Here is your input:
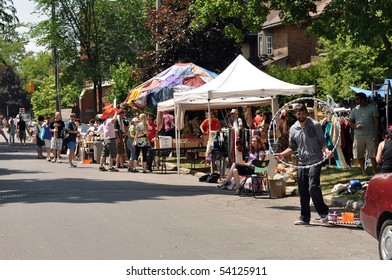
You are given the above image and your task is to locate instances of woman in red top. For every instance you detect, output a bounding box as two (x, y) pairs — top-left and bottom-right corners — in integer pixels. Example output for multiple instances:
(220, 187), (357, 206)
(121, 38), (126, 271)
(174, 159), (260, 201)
(199, 110), (221, 135)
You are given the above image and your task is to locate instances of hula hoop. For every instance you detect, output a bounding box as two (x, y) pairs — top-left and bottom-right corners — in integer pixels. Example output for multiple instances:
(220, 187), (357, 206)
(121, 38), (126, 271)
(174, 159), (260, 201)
(267, 97), (341, 169)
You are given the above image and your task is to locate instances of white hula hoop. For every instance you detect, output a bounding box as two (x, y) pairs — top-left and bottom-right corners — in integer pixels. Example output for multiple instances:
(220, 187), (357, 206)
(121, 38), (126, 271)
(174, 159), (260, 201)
(267, 97), (341, 169)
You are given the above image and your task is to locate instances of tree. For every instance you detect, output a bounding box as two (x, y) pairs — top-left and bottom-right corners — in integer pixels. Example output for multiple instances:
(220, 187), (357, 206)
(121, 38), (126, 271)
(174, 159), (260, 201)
(142, 0), (242, 77)
(0, 0), (18, 37)
(191, 0), (392, 72)
(315, 36), (387, 101)
(0, 63), (30, 117)
(17, 51), (52, 89)
(190, 0), (288, 42)
(105, 61), (140, 104)
(0, 0), (27, 66)
(33, 0), (154, 114)
(30, 76), (57, 117)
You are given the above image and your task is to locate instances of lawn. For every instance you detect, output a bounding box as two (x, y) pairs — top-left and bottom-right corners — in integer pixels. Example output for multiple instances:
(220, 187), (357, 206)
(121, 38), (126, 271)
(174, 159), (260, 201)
(320, 165), (373, 191)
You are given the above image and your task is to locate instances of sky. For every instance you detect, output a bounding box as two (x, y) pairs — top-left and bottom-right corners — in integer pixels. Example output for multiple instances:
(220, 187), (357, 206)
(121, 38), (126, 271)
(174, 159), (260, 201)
(13, 0), (48, 53)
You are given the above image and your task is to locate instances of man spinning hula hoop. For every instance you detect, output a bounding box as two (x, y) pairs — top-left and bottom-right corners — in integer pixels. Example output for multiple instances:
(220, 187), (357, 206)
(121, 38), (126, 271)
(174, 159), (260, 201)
(274, 103), (332, 225)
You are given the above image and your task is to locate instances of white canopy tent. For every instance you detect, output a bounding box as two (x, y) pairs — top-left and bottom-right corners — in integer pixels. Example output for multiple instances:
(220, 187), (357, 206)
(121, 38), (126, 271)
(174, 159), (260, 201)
(157, 54), (315, 127)
(156, 54), (315, 173)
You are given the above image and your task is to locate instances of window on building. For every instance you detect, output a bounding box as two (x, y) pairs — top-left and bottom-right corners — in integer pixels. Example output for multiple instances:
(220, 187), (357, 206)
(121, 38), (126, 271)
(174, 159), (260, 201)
(266, 36), (273, 56)
(258, 32), (273, 57)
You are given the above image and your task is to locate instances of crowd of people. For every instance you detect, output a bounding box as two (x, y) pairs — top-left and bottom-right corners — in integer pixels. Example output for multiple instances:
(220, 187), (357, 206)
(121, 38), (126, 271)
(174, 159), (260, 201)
(2, 92), (392, 226)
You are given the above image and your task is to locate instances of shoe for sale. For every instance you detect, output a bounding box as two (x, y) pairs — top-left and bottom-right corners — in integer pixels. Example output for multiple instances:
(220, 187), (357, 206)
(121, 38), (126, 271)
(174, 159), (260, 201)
(294, 217), (310, 225)
(108, 167), (119, 172)
(319, 214), (328, 223)
(99, 166), (107, 172)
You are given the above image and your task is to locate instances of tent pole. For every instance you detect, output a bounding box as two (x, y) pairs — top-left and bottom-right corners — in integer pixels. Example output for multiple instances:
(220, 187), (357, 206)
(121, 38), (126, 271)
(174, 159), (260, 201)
(207, 91), (213, 174)
(387, 81), (391, 131)
(175, 105), (180, 174)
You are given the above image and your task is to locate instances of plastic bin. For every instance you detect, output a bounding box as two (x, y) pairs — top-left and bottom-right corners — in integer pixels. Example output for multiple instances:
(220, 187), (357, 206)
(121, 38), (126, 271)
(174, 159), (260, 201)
(159, 136), (172, 149)
(93, 141), (103, 163)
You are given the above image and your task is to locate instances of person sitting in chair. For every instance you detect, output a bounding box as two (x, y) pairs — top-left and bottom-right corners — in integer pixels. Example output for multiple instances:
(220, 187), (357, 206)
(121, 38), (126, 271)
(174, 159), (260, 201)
(217, 136), (266, 193)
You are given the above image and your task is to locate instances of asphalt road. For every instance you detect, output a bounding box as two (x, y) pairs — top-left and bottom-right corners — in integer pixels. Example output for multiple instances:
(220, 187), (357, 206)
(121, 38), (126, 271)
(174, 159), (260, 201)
(0, 140), (379, 260)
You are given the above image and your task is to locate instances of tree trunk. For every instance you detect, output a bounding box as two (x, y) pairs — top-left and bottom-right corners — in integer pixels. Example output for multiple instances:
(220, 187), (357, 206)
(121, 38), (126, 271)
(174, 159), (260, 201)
(97, 77), (103, 113)
(93, 82), (97, 116)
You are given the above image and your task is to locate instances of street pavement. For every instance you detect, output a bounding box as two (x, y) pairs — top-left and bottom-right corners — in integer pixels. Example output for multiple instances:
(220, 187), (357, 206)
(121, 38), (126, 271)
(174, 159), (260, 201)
(0, 138), (379, 260)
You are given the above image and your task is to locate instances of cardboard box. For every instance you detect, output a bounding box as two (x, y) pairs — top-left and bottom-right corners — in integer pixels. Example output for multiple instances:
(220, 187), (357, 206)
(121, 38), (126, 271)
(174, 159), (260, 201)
(159, 136), (172, 149)
(268, 179), (286, 198)
(201, 135), (209, 146)
(185, 140), (200, 148)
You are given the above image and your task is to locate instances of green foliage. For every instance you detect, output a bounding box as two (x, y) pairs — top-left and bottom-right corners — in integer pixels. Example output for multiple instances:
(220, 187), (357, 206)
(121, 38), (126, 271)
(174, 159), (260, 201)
(0, 0), (18, 36)
(32, 0), (154, 113)
(190, 0), (270, 42)
(0, 63), (30, 117)
(17, 51), (52, 92)
(315, 37), (387, 101)
(60, 83), (80, 107)
(143, 0), (241, 77)
(106, 61), (139, 104)
(266, 63), (320, 106)
(30, 76), (57, 117)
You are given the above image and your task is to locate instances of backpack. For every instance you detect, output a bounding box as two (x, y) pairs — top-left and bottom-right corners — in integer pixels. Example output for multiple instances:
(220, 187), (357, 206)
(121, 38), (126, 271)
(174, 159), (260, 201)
(206, 173), (220, 183)
(199, 173), (220, 183)
(199, 174), (209, 182)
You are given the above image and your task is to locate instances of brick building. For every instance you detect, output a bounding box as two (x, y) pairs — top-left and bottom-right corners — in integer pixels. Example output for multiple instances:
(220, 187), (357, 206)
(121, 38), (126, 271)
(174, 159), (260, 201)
(257, 0), (330, 68)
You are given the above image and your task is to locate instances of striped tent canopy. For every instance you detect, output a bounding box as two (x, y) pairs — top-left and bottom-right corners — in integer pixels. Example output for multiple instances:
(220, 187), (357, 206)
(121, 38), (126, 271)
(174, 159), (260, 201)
(124, 62), (217, 109)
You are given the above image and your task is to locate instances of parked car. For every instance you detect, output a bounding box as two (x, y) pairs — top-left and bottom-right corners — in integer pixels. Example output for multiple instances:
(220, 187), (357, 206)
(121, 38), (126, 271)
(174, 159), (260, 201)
(360, 173), (392, 260)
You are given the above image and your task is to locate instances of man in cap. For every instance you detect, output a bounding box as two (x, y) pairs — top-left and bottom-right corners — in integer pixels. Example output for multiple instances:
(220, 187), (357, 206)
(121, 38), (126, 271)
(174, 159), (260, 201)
(229, 108), (243, 130)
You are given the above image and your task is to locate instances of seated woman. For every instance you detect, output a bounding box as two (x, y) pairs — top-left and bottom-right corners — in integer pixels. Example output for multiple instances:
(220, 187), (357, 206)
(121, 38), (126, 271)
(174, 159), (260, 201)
(376, 128), (392, 173)
(217, 135), (266, 193)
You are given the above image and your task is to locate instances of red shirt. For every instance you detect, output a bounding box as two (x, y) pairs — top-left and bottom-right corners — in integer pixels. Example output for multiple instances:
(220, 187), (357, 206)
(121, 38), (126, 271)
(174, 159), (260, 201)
(252, 115), (264, 129)
(200, 118), (221, 135)
(147, 121), (158, 142)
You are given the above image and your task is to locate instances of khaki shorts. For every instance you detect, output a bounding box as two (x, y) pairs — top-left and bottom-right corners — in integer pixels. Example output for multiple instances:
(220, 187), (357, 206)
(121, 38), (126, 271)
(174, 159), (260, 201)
(353, 134), (376, 159)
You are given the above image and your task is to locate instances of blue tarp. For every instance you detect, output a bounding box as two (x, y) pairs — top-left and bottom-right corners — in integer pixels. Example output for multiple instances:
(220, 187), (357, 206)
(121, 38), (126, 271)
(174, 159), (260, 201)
(348, 86), (372, 96)
(349, 78), (392, 98)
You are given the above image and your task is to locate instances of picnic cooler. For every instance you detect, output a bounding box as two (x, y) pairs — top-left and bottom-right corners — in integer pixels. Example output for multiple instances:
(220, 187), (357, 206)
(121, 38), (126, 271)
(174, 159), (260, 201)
(268, 179), (286, 198)
(159, 136), (172, 149)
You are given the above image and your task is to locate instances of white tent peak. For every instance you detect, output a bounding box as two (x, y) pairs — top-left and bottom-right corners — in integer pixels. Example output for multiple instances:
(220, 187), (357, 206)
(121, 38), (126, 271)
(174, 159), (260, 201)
(173, 54), (315, 102)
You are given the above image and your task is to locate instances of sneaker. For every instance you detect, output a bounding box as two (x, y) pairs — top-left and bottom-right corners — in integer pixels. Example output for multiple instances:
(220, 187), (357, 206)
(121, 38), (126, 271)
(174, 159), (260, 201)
(68, 164), (77, 168)
(217, 181), (229, 189)
(47, 158), (51, 162)
(294, 218), (310, 225)
(57, 159), (62, 163)
(108, 167), (119, 172)
(132, 169), (139, 173)
(99, 166), (107, 172)
(51, 159), (56, 163)
(319, 214), (328, 223)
